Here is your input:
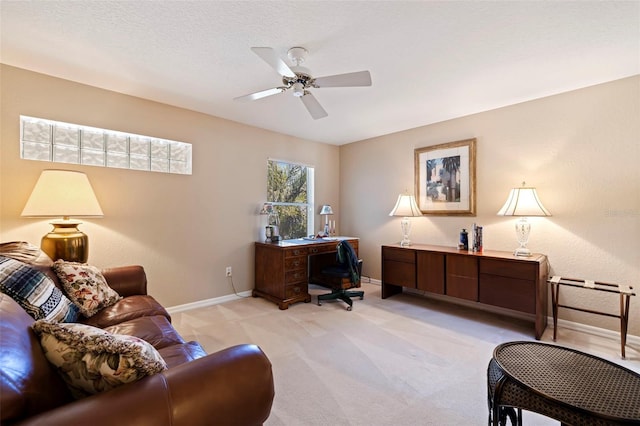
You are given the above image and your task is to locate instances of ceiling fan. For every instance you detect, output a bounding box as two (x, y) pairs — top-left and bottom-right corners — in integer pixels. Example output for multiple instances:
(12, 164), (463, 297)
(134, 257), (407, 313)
(234, 47), (372, 120)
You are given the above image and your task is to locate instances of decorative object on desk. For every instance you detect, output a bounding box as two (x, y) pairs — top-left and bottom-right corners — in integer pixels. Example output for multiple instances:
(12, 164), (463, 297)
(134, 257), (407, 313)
(319, 204), (334, 236)
(414, 138), (476, 216)
(21, 170), (103, 263)
(389, 193), (422, 247)
(260, 202), (280, 242)
(497, 182), (550, 257)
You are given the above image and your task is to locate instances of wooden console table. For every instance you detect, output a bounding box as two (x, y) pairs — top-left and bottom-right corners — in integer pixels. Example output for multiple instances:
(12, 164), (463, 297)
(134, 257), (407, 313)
(382, 244), (549, 339)
(254, 237), (358, 309)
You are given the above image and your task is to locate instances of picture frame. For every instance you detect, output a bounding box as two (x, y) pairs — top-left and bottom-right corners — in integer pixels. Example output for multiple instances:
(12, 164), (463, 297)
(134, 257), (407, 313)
(414, 138), (476, 216)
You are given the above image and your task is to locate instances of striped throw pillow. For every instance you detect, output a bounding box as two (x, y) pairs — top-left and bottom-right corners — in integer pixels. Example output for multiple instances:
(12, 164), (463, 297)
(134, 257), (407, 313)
(0, 256), (79, 322)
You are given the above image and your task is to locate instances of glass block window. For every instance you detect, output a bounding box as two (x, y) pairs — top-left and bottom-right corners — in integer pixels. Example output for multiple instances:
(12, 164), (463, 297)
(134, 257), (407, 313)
(20, 116), (192, 175)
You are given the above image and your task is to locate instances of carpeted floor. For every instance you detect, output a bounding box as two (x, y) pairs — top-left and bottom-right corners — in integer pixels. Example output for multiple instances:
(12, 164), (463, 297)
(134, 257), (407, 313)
(171, 282), (638, 425)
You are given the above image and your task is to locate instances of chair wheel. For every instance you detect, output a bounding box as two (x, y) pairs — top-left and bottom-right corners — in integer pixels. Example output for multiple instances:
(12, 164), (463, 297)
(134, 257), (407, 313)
(347, 306), (352, 311)
(317, 301), (322, 306)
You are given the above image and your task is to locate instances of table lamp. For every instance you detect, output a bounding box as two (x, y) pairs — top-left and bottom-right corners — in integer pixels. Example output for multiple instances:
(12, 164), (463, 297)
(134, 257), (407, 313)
(319, 204), (334, 235)
(497, 182), (550, 257)
(21, 170), (103, 262)
(389, 194), (422, 246)
(260, 202), (281, 242)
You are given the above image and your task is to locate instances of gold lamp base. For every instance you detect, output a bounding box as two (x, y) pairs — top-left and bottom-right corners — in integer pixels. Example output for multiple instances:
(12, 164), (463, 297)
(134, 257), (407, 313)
(41, 221), (89, 263)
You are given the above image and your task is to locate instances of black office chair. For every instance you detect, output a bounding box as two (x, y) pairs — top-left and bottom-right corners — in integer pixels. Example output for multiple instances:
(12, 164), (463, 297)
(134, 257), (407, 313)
(317, 240), (364, 311)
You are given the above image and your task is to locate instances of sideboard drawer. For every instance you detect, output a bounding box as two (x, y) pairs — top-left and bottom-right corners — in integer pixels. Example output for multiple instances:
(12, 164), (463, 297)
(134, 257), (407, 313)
(479, 274), (536, 314)
(383, 247), (415, 263)
(383, 260), (416, 288)
(480, 258), (537, 281)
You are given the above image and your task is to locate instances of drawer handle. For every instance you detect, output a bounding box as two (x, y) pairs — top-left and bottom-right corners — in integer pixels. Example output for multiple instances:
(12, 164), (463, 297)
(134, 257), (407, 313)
(293, 261), (300, 267)
(293, 287), (300, 293)
(293, 250), (301, 256)
(310, 248), (318, 253)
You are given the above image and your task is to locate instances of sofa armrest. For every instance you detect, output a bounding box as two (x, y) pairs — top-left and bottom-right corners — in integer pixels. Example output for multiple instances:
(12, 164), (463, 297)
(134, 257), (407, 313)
(101, 265), (147, 297)
(15, 344), (275, 426)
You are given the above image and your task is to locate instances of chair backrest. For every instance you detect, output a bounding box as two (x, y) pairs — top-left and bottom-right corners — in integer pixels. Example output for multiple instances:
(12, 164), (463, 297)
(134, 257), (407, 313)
(336, 241), (360, 284)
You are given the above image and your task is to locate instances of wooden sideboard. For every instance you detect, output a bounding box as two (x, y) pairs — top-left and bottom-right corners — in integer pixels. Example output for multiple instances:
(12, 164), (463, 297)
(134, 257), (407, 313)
(254, 237), (359, 309)
(382, 244), (549, 339)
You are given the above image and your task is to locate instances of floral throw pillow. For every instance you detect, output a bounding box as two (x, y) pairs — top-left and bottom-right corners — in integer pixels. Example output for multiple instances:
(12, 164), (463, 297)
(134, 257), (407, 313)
(52, 260), (121, 317)
(33, 320), (167, 399)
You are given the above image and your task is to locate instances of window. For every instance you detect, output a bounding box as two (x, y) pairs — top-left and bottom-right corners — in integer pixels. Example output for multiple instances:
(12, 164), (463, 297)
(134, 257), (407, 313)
(267, 159), (314, 239)
(20, 116), (192, 175)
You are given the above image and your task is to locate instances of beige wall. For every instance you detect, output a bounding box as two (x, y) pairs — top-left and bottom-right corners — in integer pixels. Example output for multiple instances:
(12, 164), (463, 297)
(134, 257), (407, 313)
(2, 64), (638, 337)
(340, 75), (640, 337)
(0, 65), (340, 306)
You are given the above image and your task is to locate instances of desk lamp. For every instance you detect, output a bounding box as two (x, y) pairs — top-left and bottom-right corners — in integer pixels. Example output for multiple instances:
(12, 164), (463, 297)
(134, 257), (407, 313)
(497, 182), (550, 257)
(21, 170), (103, 262)
(319, 204), (334, 235)
(389, 194), (422, 247)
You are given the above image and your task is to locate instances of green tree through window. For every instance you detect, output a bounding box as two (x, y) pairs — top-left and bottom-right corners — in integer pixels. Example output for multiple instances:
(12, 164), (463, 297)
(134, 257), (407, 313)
(267, 160), (314, 239)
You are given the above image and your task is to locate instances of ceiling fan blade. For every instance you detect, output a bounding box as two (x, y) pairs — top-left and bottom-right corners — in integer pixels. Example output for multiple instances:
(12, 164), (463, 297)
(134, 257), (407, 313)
(313, 70), (372, 88)
(300, 92), (328, 120)
(234, 87), (286, 102)
(251, 47), (296, 78)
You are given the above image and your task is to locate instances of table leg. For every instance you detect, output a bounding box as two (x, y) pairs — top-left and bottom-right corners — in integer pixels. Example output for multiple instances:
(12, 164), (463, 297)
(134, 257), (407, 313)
(551, 283), (560, 341)
(620, 293), (630, 358)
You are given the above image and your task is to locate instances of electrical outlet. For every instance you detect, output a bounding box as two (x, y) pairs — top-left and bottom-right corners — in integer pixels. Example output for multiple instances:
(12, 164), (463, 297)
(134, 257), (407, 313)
(225, 266), (232, 277)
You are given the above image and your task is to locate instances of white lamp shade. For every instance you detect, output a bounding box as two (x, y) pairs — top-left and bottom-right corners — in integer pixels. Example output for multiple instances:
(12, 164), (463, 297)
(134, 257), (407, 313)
(389, 194), (422, 217)
(320, 205), (334, 215)
(259, 202), (274, 215)
(497, 186), (550, 217)
(21, 170), (103, 218)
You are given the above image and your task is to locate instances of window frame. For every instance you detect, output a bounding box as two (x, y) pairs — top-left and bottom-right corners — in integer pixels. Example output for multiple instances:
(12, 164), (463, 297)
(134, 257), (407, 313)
(266, 158), (315, 239)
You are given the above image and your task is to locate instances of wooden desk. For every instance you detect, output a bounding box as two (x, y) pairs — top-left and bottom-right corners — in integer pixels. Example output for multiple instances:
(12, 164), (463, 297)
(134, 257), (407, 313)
(382, 244), (548, 339)
(254, 237), (359, 309)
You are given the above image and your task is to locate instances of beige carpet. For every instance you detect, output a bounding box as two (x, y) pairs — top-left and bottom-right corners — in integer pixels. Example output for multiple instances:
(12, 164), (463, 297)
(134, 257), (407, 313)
(171, 282), (638, 425)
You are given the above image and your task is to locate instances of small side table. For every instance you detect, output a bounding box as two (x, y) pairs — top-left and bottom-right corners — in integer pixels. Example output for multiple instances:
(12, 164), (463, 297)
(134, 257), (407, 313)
(487, 341), (640, 426)
(548, 276), (635, 358)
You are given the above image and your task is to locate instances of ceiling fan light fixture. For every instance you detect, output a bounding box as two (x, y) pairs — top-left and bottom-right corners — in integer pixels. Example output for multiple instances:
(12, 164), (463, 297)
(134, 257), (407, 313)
(236, 46), (372, 119)
(292, 82), (304, 97)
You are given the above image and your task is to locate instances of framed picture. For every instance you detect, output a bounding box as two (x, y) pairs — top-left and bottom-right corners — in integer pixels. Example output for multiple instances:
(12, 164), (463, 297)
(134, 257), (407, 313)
(414, 138), (476, 216)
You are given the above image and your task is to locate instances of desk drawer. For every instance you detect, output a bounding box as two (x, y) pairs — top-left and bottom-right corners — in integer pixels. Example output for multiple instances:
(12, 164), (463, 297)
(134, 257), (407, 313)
(285, 269), (307, 284)
(285, 283), (308, 299)
(308, 244), (337, 255)
(285, 256), (307, 270)
(285, 247), (308, 258)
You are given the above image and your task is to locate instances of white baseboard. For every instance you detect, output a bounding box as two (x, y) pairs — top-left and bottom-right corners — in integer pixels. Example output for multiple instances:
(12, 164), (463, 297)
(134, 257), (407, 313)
(166, 290), (252, 315)
(381, 281), (640, 345)
(167, 279), (639, 346)
(551, 316), (640, 346)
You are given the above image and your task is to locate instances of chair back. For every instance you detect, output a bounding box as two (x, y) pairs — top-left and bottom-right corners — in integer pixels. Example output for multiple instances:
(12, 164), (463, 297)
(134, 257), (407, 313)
(336, 241), (360, 284)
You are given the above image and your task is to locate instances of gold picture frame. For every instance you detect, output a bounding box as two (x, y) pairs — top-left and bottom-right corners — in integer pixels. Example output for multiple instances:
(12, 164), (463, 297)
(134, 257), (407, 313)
(414, 138), (476, 216)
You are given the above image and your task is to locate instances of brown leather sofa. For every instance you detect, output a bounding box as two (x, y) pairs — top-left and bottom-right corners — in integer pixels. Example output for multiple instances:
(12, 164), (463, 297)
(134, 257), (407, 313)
(0, 261), (275, 425)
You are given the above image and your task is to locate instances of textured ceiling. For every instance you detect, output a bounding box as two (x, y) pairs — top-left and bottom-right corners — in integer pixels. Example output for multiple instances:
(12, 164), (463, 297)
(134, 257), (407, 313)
(1, 1), (638, 145)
